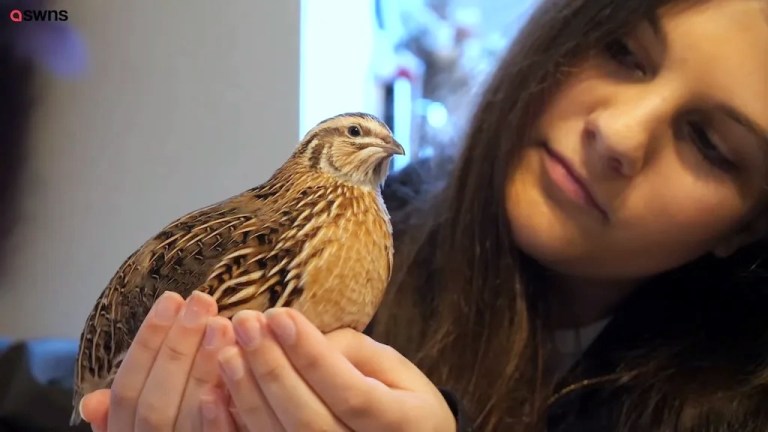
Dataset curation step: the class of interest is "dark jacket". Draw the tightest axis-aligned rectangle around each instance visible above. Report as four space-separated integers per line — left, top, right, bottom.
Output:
2 160 767 431
436 277 768 431
0 338 91 432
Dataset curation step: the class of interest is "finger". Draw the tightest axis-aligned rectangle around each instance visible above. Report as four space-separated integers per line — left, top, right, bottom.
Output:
108 291 184 432
200 387 238 432
80 389 110 432
327 329 439 392
327 328 451 429
176 316 235 432
264 308 424 430
227 399 249 431
134 291 218 431
217 344 286 432
232 310 351 431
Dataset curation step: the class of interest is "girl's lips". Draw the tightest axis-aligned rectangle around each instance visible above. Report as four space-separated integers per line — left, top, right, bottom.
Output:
542 145 609 221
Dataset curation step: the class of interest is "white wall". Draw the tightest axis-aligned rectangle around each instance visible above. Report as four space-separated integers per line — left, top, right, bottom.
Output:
299 0 383 136
0 0 300 339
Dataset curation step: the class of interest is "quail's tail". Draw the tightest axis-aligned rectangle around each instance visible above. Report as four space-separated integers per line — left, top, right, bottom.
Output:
69 370 117 426
69 394 84 426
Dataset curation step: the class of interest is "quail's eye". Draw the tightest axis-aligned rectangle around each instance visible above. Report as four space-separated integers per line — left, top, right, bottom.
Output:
347 125 362 137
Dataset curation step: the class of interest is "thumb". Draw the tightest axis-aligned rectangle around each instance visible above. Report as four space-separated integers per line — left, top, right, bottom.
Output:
326 329 436 393
80 389 111 432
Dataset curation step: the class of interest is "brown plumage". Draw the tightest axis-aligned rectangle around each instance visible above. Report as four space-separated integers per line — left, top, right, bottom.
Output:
70 112 404 425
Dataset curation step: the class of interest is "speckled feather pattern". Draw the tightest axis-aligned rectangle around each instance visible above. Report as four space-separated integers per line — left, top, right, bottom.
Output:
70 113 398 425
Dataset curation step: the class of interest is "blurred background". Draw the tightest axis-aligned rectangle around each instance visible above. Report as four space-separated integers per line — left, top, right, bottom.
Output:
0 0 538 340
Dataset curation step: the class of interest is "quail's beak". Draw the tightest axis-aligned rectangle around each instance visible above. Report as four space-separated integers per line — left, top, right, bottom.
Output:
380 139 405 156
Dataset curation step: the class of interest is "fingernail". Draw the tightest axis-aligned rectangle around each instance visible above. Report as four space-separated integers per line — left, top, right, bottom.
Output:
233 312 262 350
203 320 222 349
78 397 87 422
153 292 180 324
182 292 209 327
265 308 296 345
218 346 245 379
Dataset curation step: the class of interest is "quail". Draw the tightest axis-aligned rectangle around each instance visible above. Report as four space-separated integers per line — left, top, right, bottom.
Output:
70 112 405 425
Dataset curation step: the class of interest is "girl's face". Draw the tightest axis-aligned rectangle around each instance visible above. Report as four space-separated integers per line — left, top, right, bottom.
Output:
506 0 768 283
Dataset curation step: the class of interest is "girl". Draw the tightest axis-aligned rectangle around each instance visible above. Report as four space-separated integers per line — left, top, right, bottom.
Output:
80 0 768 430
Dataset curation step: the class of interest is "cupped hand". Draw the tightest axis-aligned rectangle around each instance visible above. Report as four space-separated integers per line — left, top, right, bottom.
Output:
79 290 235 432
202 308 457 432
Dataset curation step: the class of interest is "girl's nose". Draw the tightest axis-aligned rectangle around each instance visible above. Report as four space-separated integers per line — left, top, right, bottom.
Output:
583 89 677 178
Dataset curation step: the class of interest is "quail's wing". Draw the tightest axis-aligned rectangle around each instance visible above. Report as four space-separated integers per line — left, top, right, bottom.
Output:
74 186 330 400
197 185 338 314
72 202 259 399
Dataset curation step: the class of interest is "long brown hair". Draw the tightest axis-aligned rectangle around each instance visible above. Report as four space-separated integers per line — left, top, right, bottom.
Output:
371 0 768 430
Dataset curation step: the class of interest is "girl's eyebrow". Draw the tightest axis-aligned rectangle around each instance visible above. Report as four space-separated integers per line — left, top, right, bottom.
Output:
646 10 663 40
716 104 768 148
642 9 665 43
643 8 768 148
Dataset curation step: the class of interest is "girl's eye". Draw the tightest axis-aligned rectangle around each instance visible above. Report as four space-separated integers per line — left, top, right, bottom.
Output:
603 38 648 77
686 121 736 172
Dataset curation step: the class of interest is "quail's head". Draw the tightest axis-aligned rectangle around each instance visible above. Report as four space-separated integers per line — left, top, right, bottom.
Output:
298 113 405 188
